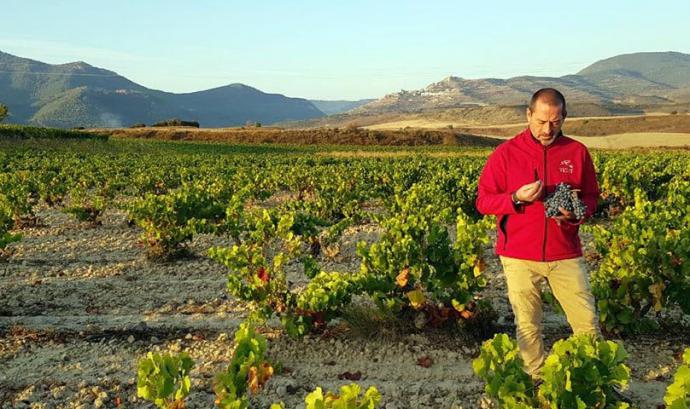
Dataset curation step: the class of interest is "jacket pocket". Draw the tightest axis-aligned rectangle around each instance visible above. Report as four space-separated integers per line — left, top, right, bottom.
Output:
549 221 580 255
500 215 509 250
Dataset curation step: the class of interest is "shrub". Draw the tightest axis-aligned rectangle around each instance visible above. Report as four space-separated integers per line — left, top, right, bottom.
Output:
0 196 21 258
65 180 115 225
210 210 358 337
137 352 194 409
472 333 537 408
474 334 631 409
0 172 38 226
591 186 690 334
213 321 274 409
664 348 690 408
305 383 381 409
538 334 631 409
152 119 200 128
129 182 229 259
357 199 492 327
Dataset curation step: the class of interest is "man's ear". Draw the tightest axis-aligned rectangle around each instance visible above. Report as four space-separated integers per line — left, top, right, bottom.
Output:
526 107 532 121
562 110 568 119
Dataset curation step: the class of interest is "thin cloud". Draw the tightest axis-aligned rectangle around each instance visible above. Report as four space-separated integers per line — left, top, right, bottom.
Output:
0 38 158 67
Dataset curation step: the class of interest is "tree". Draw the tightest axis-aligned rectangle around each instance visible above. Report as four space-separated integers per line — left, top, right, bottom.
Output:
0 104 7 123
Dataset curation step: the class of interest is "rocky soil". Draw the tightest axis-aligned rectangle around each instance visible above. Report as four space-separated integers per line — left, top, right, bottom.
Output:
1 207 687 408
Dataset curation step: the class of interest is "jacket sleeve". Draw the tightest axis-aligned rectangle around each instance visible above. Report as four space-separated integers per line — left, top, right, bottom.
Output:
566 149 599 225
476 148 523 216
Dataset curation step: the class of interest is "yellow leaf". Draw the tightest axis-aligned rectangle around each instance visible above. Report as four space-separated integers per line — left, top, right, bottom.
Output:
248 362 274 394
396 267 410 287
248 366 259 394
648 282 665 312
406 289 426 309
473 258 486 277
451 299 465 313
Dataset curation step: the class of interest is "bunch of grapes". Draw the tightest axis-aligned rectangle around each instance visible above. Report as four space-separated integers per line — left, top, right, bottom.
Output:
544 182 587 220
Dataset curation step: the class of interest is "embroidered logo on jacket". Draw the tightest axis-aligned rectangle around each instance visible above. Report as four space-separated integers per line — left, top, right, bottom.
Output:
559 159 574 174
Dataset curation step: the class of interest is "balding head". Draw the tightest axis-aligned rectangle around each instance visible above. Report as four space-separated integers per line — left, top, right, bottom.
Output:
528 88 567 116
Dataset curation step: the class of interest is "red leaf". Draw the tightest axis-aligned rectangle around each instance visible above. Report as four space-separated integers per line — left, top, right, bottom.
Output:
417 355 433 368
311 311 326 325
257 266 269 283
673 350 684 361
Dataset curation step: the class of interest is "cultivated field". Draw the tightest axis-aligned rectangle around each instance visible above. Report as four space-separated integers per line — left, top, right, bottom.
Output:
1 133 689 408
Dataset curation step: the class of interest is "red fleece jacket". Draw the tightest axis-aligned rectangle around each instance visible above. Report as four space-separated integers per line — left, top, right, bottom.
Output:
476 128 599 261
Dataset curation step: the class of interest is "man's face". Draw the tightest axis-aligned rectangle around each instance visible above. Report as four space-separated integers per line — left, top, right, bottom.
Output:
527 100 566 146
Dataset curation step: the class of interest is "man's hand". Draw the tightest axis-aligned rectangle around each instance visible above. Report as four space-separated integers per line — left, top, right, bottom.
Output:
514 180 543 203
552 207 578 226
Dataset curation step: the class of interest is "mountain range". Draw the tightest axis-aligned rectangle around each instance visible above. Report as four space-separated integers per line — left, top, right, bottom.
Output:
1 50 689 128
354 51 690 114
0 50 329 128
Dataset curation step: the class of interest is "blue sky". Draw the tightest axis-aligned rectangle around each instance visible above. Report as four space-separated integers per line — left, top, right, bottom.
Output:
2 1 689 99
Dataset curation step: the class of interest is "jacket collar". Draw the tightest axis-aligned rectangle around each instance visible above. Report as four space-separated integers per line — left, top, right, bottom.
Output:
515 127 565 152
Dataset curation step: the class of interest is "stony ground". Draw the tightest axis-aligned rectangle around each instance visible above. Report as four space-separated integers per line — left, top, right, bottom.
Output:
1 207 688 409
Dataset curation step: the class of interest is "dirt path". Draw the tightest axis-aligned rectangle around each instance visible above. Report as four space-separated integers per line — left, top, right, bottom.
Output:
362 113 683 132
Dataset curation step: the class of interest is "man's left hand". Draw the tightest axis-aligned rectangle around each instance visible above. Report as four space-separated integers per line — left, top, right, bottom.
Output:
552 207 578 226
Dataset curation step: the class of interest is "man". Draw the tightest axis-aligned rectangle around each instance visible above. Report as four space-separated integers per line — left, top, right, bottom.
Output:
475 88 600 379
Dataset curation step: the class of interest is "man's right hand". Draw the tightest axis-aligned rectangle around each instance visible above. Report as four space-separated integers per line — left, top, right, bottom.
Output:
514 180 543 203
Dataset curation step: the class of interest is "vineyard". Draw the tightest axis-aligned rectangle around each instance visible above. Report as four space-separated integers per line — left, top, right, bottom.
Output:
0 135 689 408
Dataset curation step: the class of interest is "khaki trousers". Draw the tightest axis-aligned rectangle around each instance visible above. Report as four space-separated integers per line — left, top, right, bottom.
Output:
499 255 600 378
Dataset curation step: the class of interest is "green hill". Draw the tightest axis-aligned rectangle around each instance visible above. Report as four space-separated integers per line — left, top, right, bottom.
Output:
0 50 325 128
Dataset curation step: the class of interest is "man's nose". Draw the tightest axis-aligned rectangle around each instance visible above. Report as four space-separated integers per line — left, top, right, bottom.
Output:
544 123 552 133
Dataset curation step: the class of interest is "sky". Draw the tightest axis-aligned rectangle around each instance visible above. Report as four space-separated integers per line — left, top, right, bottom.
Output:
2 0 689 100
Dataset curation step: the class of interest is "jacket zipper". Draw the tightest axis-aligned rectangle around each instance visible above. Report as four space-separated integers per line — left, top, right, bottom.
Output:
542 147 548 261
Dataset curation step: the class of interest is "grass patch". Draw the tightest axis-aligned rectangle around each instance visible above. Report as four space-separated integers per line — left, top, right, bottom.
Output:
0 124 108 141
341 302 414 341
